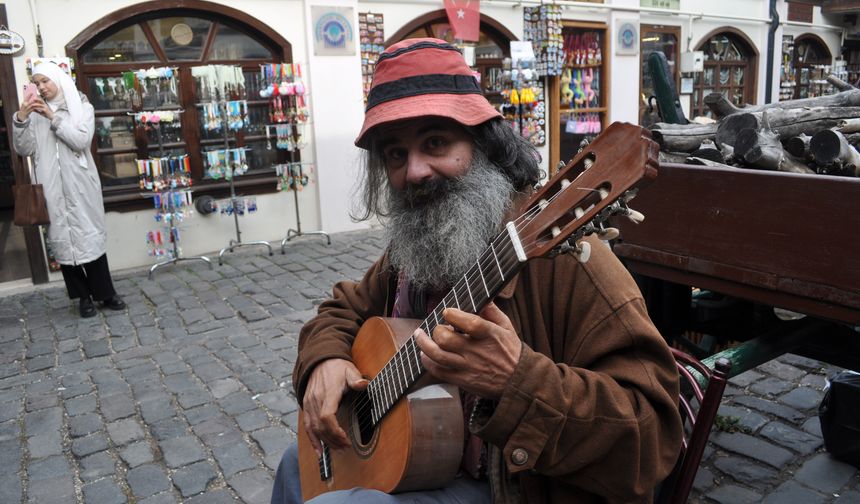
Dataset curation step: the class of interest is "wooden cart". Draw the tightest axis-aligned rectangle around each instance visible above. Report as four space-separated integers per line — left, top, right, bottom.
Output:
613 162 860 373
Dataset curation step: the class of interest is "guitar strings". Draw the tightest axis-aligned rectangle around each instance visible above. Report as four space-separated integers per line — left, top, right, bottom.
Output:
350 181 607 426
349 186 578 425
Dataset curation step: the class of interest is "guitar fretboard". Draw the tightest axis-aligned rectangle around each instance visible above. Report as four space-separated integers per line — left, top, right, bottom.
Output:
365 227 527 425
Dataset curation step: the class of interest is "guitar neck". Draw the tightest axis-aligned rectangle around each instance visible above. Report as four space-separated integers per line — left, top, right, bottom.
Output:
367 225 527 426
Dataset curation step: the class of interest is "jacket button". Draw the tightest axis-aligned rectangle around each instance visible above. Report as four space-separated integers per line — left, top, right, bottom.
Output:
511 448 528 466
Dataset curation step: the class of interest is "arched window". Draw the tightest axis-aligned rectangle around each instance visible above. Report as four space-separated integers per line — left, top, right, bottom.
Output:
793 34 832 99
692 29 758 119
66 0 291 209
387 10 516 100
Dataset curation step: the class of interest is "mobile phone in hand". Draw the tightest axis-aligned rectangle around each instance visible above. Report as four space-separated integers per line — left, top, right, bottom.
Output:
23 83 39 103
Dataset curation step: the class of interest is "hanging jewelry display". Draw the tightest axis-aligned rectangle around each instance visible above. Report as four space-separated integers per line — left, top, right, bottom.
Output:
500 57 546 147
259 63 330 251
127 98 212 278
201 64 273 265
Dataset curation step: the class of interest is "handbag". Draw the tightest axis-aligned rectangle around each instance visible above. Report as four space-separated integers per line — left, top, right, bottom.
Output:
12 164 50 226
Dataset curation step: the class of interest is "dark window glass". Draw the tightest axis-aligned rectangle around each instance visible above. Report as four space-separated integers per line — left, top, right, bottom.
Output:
148 17 212 61
83 24 158 63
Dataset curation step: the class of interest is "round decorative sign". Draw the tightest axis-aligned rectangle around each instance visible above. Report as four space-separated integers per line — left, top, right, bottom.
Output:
0 26 25 55
170 23 194 46
617 22 638 54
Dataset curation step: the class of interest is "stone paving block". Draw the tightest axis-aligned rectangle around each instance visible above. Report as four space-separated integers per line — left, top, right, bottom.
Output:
0 471 21 503
159 435 206 468
83 339 111 358
750 377 796 397
281 410 299 432
185 488 240 504
26 355 54 372
717 404 768 433
209 377 242 399
182 403 219 425
802 417 823 438
257 390 298 415
82 477 127 504
714 455 779 486
251 426 293 468
780 386 825 411
101 393 137 422
107 418 145 446
0 420 19 442
119 441 155 468
139 397 175 424
69 412 103 438
240 372 277 395
25 392 58 411
693 466 715 492
732 395 806 423
236 409 270 432
172 460 217 497
27 431 63 458
781 354 824 371
26 475 76 504
795 453 858 494
758 360 807 381
80 450 116 481
24 406 63 436
177 389 212 409
711 432 794 468
219 392 257 415
65 393 97 416
28 454 71 481
71 432 110 458
836 491 860 503
61 382 93 399
228 468 273 504
150 416 188 441
193 417 244 447
126 463 171 500
760 421 823 455
762 480 830 504
706 484 763 504
163 373 198 394
728 369 764 388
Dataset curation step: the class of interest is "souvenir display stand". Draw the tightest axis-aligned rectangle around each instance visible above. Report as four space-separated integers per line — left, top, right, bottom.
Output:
195 65 274 265
213 102 273 265
134 108 213 279
257 63 330 252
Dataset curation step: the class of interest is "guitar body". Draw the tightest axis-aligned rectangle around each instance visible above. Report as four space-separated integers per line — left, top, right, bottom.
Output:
298 317 464 501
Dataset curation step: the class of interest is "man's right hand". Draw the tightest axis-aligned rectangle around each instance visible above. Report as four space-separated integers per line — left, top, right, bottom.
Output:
302 358 368 455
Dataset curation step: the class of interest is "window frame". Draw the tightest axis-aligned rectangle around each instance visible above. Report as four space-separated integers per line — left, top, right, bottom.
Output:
692 28 759 119
66 0 292 212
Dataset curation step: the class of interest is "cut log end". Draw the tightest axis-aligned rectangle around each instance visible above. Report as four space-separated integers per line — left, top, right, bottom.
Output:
810 129 842 164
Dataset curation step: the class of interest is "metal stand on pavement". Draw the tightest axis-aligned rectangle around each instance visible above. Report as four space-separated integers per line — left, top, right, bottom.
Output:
280 149 330 253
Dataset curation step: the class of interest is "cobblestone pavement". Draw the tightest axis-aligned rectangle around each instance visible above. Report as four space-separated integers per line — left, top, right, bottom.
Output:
0 228 857 503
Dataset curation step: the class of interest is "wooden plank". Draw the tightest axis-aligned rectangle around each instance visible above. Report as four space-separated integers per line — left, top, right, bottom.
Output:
614 162 860 324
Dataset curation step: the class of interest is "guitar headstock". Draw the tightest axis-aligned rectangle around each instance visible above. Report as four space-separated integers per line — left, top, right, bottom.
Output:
514 122 659 262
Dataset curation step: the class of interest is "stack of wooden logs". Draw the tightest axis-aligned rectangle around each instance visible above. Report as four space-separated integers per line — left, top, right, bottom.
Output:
650 76 860 177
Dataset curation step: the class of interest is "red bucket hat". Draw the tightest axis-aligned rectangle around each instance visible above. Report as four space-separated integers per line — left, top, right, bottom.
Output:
355 38 502 149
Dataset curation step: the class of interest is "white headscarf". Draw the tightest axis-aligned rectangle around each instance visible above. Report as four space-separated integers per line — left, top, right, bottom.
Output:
32 62 83 126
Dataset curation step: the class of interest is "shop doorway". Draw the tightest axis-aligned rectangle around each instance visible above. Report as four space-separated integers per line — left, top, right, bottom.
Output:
0 4 47 285
639 25 680 126
692 28 758 119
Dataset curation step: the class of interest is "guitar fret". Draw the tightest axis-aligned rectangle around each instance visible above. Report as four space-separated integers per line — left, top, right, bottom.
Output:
477 257 490 297
402 345 414 382
370 382 380 423
395 349 406 393
453 290 461 310
409 338 422 376
491 242 505 282
432 309 440 330
464 274 476 312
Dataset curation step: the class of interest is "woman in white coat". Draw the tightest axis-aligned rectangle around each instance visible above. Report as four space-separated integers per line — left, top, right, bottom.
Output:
13 62 125 318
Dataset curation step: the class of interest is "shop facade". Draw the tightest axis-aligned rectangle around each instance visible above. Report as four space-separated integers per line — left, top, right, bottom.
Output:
0 0 846 286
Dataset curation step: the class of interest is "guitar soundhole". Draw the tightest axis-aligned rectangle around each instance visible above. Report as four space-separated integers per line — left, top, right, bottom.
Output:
348 390 377 453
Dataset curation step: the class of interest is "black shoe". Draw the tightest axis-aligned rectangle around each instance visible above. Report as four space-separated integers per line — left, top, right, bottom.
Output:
101 295 126 311
79 297 97 318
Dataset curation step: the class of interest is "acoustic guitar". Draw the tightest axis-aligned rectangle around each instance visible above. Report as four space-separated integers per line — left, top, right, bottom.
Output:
298 122 659 500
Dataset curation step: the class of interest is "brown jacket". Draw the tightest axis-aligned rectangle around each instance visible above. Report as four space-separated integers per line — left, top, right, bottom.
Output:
293 236 683 503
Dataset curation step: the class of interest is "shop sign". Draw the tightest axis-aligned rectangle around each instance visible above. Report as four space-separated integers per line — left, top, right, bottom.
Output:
312 6 355 56
0 26 24 55
641 0 680 9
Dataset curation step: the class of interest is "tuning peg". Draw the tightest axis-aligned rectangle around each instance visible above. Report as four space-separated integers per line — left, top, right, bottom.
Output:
625 208 645 224
622 189 639 203
572 241 591 263
598 227 620 241
556 161 567 172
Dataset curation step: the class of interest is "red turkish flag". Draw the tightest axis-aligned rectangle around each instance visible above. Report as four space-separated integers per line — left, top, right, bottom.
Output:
444 0 480 42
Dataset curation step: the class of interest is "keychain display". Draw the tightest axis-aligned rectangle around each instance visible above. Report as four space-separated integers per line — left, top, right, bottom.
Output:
205 148 249 180
152 189 193 224
202 100 247 131
359 13 385 102
136 154 192 191
118 66 179 109
145 227 182 260
523 5 564 77
499 57 546 147
216 197 258 216
191 65 245 102
275 162 314 191
265 123 307 151
259 63 310 123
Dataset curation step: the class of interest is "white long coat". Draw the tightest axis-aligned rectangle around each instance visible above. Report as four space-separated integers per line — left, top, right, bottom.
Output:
12 94 106 266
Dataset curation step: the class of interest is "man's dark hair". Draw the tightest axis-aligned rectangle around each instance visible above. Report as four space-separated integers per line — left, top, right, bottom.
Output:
352 118 541 221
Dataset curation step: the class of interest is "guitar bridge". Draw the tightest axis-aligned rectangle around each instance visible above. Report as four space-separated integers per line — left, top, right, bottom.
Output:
318 442 332 481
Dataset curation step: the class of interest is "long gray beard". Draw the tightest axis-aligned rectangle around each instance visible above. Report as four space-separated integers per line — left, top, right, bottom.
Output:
385 150 515 292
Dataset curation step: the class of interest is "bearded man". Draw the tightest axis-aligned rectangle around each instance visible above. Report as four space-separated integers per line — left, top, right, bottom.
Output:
271 38 682 504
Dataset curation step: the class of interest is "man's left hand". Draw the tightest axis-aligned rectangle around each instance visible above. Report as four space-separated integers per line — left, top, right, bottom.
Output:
415 302 521 399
